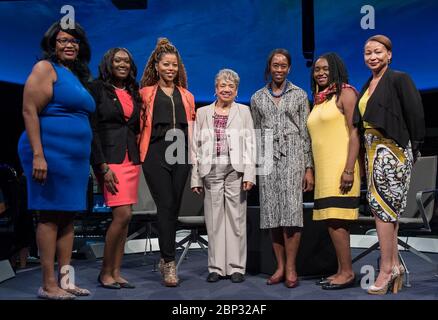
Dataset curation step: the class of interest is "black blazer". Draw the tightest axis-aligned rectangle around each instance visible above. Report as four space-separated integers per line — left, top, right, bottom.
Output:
353 68 425 151
89 80 141 166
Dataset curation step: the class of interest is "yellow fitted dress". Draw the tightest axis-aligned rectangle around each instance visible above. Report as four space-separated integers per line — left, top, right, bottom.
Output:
307 97 360 220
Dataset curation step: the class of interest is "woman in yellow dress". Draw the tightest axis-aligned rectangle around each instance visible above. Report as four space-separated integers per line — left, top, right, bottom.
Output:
307 53 360 290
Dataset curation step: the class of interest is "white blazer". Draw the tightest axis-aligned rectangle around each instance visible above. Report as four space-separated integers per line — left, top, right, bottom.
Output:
190 102 256 187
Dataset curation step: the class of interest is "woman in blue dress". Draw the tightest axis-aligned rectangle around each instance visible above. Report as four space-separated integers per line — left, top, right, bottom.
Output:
17 21 95 300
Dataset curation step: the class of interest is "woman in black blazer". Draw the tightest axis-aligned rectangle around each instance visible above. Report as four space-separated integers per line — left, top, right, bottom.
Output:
353 35 425 295
89 48 142 289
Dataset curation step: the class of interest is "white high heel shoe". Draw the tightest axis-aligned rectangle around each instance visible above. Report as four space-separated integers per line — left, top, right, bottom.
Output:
367 266 400 295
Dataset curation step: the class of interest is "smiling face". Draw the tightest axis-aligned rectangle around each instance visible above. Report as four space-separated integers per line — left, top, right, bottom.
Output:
215 78 238 105
112 50 131 81
55 31 79 64
156 53 178 83
313 58 330 89
270 53 290 85
364 40 392 74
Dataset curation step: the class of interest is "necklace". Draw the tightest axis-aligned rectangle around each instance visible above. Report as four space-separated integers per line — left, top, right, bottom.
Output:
112 84 126 90
160 85 174 97
268 81 288 98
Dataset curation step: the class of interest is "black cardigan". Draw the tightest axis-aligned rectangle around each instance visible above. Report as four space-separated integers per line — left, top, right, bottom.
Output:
88 80 141 166
353 68 425 151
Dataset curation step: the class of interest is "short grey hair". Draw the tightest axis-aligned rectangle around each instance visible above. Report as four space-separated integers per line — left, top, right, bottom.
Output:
215 68 240 88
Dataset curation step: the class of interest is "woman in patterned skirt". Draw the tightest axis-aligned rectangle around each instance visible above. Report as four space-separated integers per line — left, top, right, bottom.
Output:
353 35 425 294
251 48 314 288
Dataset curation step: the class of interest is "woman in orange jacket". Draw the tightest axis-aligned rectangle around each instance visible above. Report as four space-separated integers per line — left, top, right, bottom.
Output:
138 38 195 287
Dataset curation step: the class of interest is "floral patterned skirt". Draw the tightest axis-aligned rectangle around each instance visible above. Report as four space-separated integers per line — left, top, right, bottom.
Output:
364 129 413 222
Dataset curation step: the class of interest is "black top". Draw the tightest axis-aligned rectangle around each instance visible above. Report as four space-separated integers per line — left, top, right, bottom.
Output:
88 80 141 165
353 68 425 151
151 86 188 143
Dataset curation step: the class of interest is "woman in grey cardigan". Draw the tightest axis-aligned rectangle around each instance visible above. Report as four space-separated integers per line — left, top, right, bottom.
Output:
191 69 256 283
251 49 314 288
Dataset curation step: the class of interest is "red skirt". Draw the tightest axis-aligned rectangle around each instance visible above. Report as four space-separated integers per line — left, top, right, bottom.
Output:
100 152 141 207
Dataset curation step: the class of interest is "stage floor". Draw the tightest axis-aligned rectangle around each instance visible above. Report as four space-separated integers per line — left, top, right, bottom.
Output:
1 249 437 300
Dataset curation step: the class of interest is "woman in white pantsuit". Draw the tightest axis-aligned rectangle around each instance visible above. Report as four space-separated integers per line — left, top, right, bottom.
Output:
191 69 256 283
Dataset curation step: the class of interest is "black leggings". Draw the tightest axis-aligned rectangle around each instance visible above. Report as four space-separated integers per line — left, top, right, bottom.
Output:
142 141 189 262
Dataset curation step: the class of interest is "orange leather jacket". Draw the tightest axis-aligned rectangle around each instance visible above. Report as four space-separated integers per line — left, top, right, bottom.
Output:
138 84 196 162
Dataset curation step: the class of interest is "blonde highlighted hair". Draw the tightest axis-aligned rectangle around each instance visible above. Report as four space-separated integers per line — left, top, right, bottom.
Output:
140 37 188 88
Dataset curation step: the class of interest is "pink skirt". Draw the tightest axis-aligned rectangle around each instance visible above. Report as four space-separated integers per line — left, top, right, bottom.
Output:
100 152 141 207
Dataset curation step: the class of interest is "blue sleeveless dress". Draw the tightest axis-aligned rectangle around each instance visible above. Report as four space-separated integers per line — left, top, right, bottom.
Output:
18 63 95 211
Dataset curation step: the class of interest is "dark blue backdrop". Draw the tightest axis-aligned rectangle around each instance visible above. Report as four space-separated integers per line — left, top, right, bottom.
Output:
1 0 437 102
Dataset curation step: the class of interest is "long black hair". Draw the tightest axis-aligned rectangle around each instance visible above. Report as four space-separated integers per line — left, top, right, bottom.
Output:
264 48 292 82
98 47 142 106
310 52 349 102
40 21 92 85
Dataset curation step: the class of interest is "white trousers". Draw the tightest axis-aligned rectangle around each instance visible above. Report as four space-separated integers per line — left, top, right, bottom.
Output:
203 161 247 276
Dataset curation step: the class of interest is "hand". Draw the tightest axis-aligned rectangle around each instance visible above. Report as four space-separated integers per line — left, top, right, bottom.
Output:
104 169 119 195
32 154 47 184
302 168 314 192
243 181 254 191
192 187 203 195
340 172 354 194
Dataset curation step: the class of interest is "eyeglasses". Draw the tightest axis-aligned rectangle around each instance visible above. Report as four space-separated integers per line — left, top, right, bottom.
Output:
56 38 81 46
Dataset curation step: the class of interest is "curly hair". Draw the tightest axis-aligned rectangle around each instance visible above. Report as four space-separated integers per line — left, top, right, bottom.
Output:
97 47 142 106
40 21 92 85
140 38 188 88
310 52 349 103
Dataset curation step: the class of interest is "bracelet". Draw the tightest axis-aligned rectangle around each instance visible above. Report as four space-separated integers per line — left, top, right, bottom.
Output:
101 166 110 175
343 169 354 175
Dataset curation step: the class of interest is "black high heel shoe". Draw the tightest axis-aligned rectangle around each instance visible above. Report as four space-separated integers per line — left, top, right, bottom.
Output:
321 276 356 290
97 274 121 289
